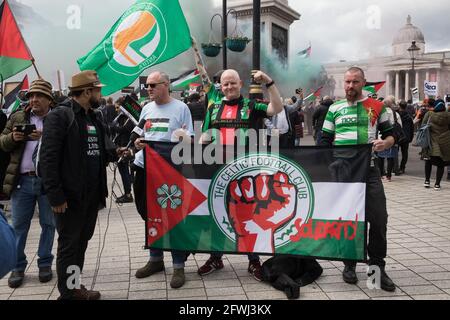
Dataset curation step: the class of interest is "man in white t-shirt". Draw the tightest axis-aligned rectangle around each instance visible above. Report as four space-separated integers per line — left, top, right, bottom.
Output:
131 71 193 289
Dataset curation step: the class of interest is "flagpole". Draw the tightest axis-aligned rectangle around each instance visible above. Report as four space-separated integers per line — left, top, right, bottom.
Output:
0 73 4 107
31 58 41 79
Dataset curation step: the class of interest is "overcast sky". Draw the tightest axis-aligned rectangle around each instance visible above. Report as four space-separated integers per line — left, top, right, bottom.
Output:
7 0 450 91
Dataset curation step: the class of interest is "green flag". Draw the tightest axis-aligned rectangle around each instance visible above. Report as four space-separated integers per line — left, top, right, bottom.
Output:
77 0 191 95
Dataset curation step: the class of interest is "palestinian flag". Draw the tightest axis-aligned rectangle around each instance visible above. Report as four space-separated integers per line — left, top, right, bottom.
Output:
363 81 386 94
297 45 311 58
0 0 33 81
144 142 371 261
2 74 28 116
304 87 322 102
171 69 200 91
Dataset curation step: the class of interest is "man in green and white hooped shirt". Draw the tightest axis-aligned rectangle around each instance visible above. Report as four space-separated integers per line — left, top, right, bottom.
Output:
319 67 396 292
192 37 284 281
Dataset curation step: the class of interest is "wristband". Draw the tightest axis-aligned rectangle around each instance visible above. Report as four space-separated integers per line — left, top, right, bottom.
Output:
265 81 275 88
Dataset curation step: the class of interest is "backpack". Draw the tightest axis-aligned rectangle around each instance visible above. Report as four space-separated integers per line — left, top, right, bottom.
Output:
33 106 75 178
393 111 407 145
413 114 432 149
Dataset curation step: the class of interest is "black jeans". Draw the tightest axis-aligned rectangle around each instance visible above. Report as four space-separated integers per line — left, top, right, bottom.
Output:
378 157 395 178
425 157 446 186
133 166 147 221
345 167 388 268
399 143 409 171
117 160 132 194
54 194 99 299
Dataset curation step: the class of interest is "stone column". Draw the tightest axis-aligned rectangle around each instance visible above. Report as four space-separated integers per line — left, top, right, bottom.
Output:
436 68 441 97
425 70 430 81
385 72 390 97
415 71 419 89
395 71 400 100
405 72 410 101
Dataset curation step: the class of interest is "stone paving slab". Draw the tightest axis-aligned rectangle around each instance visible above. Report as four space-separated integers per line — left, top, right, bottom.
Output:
2 167 450 301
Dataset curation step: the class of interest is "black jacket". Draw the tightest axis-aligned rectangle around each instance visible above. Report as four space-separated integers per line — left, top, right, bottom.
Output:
399 110 414 143
312 103 330 132
39 99 115 209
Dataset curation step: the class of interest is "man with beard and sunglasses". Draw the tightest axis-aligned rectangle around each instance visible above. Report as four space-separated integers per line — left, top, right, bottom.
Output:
39 71 123 300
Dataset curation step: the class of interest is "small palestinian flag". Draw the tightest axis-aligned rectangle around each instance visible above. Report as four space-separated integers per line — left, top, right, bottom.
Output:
144 118 170 133
87 125 97 135
0 0 33 80
363 81 386 94
298 45 311 58
2 74 28 116
171 69 201 91
304 87 322 102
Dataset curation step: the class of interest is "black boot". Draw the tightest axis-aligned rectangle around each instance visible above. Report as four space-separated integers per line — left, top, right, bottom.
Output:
380 268 396 292
342 262 358 284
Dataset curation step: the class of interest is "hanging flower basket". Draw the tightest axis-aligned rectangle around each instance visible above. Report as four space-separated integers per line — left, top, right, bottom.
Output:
226 37 251 52
201 43 222 57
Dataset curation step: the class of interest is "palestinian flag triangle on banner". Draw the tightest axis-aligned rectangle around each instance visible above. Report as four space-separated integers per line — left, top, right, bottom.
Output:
363 81 386 94
0 0 33 80
304 87 322 102
3 74 28 116
171 69 201 91
144 142 371 261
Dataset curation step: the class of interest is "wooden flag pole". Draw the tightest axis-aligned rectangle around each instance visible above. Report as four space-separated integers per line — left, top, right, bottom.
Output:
31 58 41 79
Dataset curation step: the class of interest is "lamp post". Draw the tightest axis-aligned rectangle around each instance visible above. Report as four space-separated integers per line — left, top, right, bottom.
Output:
408 41 420 89
249 0 263 100
407 41 420 72
223 0 227 70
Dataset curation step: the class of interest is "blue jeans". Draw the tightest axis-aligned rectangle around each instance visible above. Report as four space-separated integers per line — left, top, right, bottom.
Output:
0 208 16 278
10 176 55 272
149 249 187 269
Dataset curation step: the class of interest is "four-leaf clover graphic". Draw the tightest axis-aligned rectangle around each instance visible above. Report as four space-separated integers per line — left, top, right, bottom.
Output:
157 184 182 209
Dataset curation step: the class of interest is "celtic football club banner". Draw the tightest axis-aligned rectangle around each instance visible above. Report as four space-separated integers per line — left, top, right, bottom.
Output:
144 143 371 261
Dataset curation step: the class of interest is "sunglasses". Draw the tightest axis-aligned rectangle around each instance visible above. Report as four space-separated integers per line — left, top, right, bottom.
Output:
144 82 166 89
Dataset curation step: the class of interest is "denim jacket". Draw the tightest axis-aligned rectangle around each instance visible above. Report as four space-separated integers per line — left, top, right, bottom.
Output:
0 208 16 278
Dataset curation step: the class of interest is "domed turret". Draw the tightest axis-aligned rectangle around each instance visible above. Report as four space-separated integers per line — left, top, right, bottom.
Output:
392 15 425 56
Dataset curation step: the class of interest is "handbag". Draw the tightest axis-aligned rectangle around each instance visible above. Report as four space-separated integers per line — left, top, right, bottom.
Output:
393 111 407 145
413 114 432 149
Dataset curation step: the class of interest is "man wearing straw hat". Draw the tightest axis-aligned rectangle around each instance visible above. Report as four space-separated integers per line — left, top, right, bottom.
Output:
0 79 56 288
39 70 123 300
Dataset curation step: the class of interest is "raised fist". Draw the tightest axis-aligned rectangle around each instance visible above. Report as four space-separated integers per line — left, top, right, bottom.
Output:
226 172 297 253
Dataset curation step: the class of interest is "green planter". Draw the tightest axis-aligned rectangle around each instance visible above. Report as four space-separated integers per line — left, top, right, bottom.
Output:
226 38 250 52
201 44 222 57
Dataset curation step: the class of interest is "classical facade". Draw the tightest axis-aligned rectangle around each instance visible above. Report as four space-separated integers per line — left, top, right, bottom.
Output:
227 0 300 63
324 16 450 101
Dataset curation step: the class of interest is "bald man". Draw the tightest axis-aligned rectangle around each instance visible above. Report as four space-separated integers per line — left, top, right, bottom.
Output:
193 39 283 282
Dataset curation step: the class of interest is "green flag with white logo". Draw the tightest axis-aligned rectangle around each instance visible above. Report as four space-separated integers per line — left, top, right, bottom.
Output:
77 0 192 95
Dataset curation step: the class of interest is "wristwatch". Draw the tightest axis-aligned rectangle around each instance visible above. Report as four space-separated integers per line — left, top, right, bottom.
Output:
265 81 275 88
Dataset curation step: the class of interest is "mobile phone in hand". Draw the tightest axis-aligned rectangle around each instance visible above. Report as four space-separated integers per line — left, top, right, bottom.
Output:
14 124 36 136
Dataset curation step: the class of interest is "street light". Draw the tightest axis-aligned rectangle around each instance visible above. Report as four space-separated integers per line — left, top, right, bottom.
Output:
407 41 420 95
407 41 420 72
